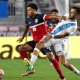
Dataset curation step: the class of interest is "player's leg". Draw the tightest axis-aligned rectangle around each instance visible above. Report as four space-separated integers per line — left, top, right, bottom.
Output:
41 40 65 79
54 43 80 76
60 54 80 75
29 40 65 79
20 40 37 75
28 39 52 68
28 40 47 67
18 40 37 60
51 47 60 62
18 43 30 60
44 48 65 80
22 40 50 76
22 42 43 76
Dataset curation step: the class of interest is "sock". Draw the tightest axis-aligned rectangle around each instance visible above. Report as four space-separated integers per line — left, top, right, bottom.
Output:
51 58 64 79
30 54 38 68
19 51 29 60
55 55 59 62
28 47 39 69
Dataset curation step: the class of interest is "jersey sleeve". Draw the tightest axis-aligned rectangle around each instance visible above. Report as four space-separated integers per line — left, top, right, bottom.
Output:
25 18 29 28
47 21 53 26
42 14 50 21
66 25 77 35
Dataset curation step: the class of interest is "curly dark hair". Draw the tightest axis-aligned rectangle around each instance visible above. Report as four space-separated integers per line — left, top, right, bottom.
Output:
51 9 58 13
27 3 38 11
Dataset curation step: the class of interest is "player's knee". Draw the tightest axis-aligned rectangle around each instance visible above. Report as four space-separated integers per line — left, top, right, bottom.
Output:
18 46 23 52
63 63 68 67
36 43 39 48
18 44 27 52
36 42 42 49
62 61 68 67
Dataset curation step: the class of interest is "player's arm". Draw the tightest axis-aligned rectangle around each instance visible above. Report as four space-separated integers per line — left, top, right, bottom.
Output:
17 25 29 43
50 16 67 20
41 32 69 43
22 25 29 39
42 26 76 42
43 14 67 21
54 32 69 38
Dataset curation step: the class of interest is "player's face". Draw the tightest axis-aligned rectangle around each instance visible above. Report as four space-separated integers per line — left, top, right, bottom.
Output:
51 12 58 19
51 12 58 16
27 7 36 16
69 9 77 19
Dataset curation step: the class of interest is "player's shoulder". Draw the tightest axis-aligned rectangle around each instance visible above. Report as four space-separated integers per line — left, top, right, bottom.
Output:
25 17 30 23
36 14 44 17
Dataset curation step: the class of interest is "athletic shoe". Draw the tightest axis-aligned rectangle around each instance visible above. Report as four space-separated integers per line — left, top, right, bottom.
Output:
22 68 35 76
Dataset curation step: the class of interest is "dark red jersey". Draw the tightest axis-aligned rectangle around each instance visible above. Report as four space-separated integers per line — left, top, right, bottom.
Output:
26 14 49 41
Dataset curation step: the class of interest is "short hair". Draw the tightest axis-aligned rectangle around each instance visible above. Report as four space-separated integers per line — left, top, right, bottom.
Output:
71 6 80 14
27 3 38 11
51 9 58 13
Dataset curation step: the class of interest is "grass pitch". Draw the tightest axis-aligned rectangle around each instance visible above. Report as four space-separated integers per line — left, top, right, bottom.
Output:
0 59 80 80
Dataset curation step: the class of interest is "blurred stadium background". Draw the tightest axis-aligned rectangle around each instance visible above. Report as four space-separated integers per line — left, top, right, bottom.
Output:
0 0 80 59
0 0 80 80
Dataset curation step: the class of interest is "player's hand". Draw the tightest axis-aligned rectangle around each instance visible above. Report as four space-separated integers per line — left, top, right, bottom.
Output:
17 38 23 43
59 16 66 20
50 15 59 19
41 35 49 43
42 34 52 43
42 36 48 43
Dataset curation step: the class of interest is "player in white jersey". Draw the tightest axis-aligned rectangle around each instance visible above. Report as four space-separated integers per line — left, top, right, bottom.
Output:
44 20 77 54
28 6 80 78
25 6 80 80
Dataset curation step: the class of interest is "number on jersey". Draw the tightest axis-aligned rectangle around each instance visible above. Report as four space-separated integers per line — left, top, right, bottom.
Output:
32 27 36 31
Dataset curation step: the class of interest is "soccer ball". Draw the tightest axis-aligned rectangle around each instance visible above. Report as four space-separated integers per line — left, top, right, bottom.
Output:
0 69 4 79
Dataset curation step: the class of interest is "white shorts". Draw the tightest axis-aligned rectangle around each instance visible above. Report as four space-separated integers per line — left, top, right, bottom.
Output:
44 38 65 55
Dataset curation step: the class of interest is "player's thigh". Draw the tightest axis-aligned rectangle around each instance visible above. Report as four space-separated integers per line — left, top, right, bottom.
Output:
40 47 52 55
19 40 37 51
53 43 65 56
44 39 53 47
26 40 37 51
60 54 68 65
40 47 54 61
41 47 54 60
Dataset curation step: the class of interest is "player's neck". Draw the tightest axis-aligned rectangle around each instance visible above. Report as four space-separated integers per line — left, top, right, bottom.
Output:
30 13 37 18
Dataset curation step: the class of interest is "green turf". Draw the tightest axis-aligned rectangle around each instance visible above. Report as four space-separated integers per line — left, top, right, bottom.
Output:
0 59 80 80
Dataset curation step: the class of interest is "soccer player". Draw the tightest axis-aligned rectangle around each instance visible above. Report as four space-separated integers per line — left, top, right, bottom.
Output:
47 9 59 32
47 9 60 62
44 6 80 76
17 3 65 80
29 6 80 79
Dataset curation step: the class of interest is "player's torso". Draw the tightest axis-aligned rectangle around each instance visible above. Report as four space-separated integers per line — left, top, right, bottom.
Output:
26 14 48 41
52 20 77 43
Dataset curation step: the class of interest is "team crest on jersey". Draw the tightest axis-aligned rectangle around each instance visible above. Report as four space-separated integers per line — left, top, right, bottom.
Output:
35 19 38 23
29 22 31 24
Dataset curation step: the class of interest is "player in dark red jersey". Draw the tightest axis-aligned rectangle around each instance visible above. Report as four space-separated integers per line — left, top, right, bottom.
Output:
47 9 60 62
47 9 59 32
17 3 65 80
